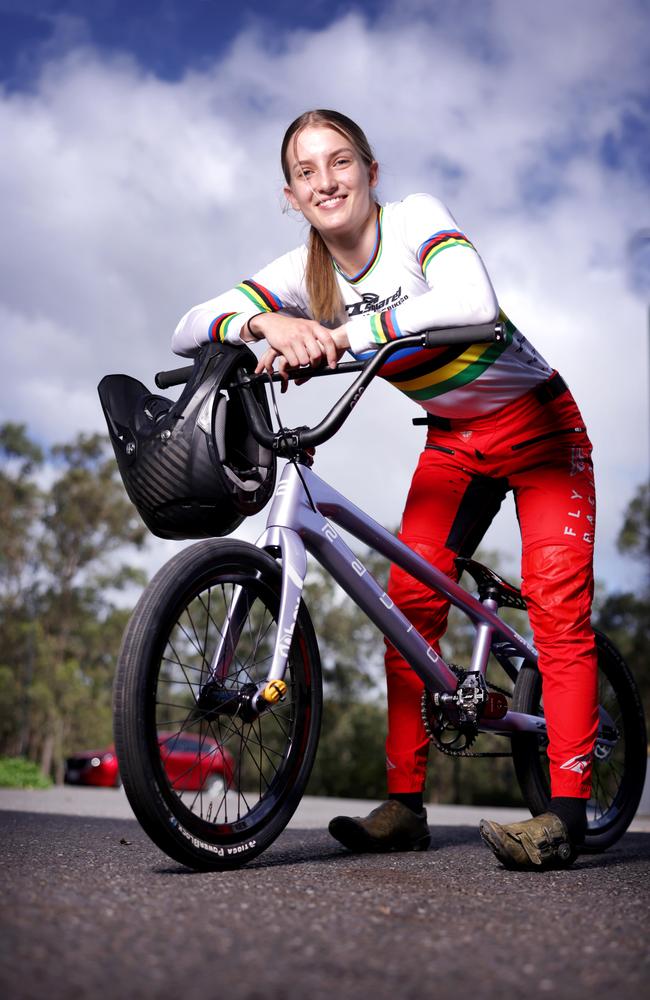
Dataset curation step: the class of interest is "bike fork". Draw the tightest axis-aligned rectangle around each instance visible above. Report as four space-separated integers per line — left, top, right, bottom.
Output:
206 526 307 712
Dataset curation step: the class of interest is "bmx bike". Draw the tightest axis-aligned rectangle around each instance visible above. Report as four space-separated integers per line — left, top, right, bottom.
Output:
112 323 647 870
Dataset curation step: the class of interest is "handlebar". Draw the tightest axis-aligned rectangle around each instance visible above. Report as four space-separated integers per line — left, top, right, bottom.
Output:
155 321 504 454
155 364 196 390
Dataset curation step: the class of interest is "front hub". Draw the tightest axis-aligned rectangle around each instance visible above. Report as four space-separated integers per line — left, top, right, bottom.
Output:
196 681 259 724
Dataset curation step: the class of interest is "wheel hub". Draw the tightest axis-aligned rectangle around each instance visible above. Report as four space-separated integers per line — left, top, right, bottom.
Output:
196 681 260 723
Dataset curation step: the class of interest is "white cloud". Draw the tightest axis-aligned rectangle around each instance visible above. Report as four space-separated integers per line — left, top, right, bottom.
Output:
1 0 648 592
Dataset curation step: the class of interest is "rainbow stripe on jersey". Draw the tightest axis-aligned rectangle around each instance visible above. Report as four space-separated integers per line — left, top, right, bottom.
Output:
209 280 283 341
368 307 403 344
209 312 240 343
378 311 514 401
417 230 474 274
236 279 283 312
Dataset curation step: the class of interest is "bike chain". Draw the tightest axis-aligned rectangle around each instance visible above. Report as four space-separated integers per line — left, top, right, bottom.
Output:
421 665 514 758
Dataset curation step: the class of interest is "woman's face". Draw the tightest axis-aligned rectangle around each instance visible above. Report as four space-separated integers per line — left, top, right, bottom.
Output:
283 125 378 240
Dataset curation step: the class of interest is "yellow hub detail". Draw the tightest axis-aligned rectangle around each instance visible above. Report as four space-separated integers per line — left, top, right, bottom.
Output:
262 679 287 704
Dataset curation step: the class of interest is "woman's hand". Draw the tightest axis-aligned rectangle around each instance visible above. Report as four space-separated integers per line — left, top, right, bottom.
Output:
251 313 339 370
252 316 351 388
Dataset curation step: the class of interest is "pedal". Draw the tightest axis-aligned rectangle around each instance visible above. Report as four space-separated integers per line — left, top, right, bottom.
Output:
261 679 287 705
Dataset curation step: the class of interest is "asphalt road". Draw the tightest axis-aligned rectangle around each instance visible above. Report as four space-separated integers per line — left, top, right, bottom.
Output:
2 801 649 1000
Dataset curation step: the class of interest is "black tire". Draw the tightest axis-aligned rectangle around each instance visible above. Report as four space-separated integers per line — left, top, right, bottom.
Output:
113 539 322 871
511 630 647 852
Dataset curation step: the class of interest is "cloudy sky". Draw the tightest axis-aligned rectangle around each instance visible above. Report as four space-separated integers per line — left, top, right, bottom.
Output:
1 0 649 591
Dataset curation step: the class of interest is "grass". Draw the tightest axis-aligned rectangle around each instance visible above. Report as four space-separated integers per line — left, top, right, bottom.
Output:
0 756 52 789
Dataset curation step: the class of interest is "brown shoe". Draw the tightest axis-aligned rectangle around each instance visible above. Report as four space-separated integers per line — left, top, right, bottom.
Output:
328 800 431 853
479 812 577 870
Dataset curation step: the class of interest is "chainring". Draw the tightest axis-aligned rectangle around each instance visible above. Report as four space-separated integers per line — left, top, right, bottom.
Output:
420 665 514 759
421 685 479 757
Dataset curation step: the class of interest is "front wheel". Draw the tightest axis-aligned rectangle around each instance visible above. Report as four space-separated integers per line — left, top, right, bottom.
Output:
113 540 322 871
511 630 647 852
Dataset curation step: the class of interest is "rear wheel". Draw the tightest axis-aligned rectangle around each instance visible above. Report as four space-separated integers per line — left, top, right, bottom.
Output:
113 540 322 870
511 630 647 852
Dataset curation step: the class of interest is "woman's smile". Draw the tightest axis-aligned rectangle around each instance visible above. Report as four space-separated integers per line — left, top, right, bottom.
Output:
317 195 346 209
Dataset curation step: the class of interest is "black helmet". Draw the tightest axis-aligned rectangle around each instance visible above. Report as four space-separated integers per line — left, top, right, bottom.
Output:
97 342 276 540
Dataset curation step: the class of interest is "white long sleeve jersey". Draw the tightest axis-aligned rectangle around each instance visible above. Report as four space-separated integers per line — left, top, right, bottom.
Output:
172 194 552 418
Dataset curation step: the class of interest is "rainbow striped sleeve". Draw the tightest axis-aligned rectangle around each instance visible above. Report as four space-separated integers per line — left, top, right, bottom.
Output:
368 308 403 345
235 279 284 313
208 312 240 343
207 280 283 343
417 230 475 274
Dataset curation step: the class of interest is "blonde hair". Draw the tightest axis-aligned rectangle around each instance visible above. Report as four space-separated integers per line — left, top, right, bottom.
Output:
281 110 377 324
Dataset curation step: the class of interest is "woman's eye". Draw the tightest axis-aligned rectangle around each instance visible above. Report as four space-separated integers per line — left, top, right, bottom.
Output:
334 158 350 167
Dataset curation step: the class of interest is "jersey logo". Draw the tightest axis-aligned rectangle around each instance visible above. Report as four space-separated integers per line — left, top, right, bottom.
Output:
345 287 405 317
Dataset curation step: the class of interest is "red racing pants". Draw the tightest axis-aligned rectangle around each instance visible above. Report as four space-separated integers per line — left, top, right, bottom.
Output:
385 375 599 799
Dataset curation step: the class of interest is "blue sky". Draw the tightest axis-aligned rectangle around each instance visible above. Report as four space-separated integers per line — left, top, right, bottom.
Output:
1 0 649 590
0 1 390 85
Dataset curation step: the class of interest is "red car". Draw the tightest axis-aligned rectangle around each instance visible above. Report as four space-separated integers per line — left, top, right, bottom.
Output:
64 732 235 791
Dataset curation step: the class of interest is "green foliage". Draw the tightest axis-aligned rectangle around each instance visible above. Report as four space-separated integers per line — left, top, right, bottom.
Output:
308 699 387 798
593 480 650 719
424 737 525 807
0 423 147 783
304 547 389 700
0 756 51 789
617 481 650 567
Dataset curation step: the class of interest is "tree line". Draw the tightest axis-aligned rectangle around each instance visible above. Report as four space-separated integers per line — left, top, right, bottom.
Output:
0 422 647 802
0 424 146 782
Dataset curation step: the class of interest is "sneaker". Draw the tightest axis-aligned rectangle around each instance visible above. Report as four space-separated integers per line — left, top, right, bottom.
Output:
479 812 577 870
328 800 431 853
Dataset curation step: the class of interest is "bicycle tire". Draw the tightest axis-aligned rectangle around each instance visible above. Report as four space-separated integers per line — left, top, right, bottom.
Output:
511 629 647 852
113 539 322 871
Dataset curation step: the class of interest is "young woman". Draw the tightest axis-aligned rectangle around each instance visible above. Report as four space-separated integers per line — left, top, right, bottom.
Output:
173 110 599 870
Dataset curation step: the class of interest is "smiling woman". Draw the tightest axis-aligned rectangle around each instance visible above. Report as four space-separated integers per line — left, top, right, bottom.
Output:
280 110 380 328
170 108 603 870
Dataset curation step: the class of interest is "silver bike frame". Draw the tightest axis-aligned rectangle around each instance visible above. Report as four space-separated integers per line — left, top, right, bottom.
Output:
212 460 551 739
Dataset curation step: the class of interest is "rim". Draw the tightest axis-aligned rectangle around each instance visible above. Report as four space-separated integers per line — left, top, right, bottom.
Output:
586 664 630 832
148 572 308 840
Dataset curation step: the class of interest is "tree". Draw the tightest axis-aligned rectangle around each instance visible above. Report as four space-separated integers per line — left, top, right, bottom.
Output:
616 481 650 572
0 424 43 610
0 425 147 782
593 480 650 718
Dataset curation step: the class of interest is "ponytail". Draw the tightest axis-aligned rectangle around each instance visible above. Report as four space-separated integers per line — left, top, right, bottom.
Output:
306 226 344 324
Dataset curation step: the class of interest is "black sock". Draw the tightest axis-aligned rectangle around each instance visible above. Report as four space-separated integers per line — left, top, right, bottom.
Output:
389 792 423 814
549 796 587 843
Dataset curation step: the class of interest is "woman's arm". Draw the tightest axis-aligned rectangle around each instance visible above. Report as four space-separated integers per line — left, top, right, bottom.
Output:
171 277 286 357
172 246 342 370
171 247 307 356
343 194 498 356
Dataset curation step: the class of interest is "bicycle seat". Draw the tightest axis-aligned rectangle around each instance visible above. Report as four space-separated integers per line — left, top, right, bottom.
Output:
455 557 527 611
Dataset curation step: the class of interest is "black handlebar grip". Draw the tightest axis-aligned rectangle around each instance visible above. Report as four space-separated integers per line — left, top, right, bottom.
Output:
155 365 194 389
422 321 504 348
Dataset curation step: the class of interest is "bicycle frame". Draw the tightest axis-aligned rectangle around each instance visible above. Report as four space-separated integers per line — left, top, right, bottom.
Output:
212 460 550 740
